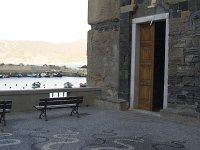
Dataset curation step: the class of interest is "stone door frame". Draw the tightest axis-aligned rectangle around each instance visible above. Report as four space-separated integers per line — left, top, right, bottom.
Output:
130 13 169 110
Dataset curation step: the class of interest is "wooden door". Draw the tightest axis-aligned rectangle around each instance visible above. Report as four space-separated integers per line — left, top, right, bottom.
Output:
138 23 155 111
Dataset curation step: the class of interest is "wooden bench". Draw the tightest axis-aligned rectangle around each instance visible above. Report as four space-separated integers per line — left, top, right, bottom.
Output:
0 100 12 126
33 96 83 121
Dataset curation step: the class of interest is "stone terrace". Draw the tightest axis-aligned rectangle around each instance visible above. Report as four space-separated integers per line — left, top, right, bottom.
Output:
0 107 200 150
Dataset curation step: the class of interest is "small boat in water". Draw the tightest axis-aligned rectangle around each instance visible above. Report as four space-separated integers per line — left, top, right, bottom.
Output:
64 82 73 88
27 73 39 78
80 83 86 87
53 72 62 77
16 73 23 78
27 73 33 77
40 72 51 77
32 73 41 78
3 74 10 78
0 74 10 78
32 82 41 88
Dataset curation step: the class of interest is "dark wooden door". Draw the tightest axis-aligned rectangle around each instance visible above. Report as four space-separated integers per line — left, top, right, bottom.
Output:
138 23 155 111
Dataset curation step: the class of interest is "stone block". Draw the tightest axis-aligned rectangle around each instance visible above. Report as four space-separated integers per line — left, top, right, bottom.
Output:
169 57 184 65
119 40 130 49
168 65 178 76
88 0 120 24
120 0 131 6
87 30 120 98
120 4 137 13
184 47 200 56
120 12 130 19
169 18 192 32
182 76 196 87
179 1 188 11
118 79 130 93
119 58 131 69
197 102 200 112
94 98 129 111
195 63 200 76
177 65 195 76
184 55 199 64
189 0 200 11
118 92 130 100
120 34 130 41
91 21 120 32
120 19 130 28
181 10 190 18
169 3 180 18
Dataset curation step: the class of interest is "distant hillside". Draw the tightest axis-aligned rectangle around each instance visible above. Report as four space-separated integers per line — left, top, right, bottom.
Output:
0 39 87 66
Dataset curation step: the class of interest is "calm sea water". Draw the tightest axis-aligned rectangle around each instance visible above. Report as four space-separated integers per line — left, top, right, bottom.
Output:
0 77 86 90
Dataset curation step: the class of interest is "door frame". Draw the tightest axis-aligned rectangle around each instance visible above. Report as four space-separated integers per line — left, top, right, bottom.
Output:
130 13 169 110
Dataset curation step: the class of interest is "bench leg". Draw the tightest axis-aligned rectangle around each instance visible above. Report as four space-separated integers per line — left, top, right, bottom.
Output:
44 110 48 121
39 109 48 121
70 106 80 118
39 111 43 119
39 109 45 119
0 113 2 123
3 113 6 126
0 113 6 126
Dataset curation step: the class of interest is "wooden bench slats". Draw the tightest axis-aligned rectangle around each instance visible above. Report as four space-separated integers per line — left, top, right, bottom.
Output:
0 109 11 113
34 96 83 121
39 100 83 106
40 96 83 101
0 104 12 109
0 101 12 105
35 104 76 110
0 101 12 109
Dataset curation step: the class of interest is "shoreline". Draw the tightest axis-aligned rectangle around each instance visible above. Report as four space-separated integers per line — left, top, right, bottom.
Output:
0 64 87 77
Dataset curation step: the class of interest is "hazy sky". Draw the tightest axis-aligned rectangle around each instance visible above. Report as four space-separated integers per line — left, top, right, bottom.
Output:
0 0 90 43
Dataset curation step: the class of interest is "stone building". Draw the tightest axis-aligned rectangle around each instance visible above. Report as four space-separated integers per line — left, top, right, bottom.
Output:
87 0 200 121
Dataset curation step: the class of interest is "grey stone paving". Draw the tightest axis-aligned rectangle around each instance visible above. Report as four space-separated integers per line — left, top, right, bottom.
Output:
0 107 200 150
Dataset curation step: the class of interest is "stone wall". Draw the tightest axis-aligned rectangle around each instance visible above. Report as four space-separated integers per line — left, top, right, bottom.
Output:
0 87 101 112
118 0 168 101
119 0 200 107
88 0 120 25
87 0 120 99
168 0 200 107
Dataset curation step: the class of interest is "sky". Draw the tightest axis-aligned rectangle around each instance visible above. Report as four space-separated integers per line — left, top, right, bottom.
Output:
0 0 90 43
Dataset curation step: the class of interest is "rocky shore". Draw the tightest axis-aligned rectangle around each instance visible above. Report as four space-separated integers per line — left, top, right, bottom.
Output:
0 64 87 77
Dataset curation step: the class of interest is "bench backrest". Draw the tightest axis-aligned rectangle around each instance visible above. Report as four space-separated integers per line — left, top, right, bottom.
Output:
0 101 12 109
39 96 83 106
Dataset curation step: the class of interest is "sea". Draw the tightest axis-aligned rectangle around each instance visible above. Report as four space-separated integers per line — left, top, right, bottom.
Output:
0 76 86 91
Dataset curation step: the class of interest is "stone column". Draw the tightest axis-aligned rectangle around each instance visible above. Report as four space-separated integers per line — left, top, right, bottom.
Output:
87 0 120 99
118 0 137 101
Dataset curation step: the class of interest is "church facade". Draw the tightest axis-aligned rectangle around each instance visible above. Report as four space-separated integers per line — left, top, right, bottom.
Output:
87 0 200 116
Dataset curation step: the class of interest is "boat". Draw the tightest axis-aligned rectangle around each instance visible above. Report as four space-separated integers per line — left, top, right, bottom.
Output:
32 82 41 88
3 74 10 78
16 73 23 78
40 72 51 77
26 73 33 77
53 72 62 77
27 73 40 78
64 82 73 88
32 73 41 78
80 83 86 87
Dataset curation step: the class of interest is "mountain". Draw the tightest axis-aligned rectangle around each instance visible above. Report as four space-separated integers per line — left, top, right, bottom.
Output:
0 39 87 66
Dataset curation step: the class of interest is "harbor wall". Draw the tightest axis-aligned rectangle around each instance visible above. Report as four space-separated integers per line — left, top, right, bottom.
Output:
0 87 101 112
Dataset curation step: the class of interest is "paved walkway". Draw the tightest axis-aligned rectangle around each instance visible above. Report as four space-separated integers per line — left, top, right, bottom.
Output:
0 107 200 150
